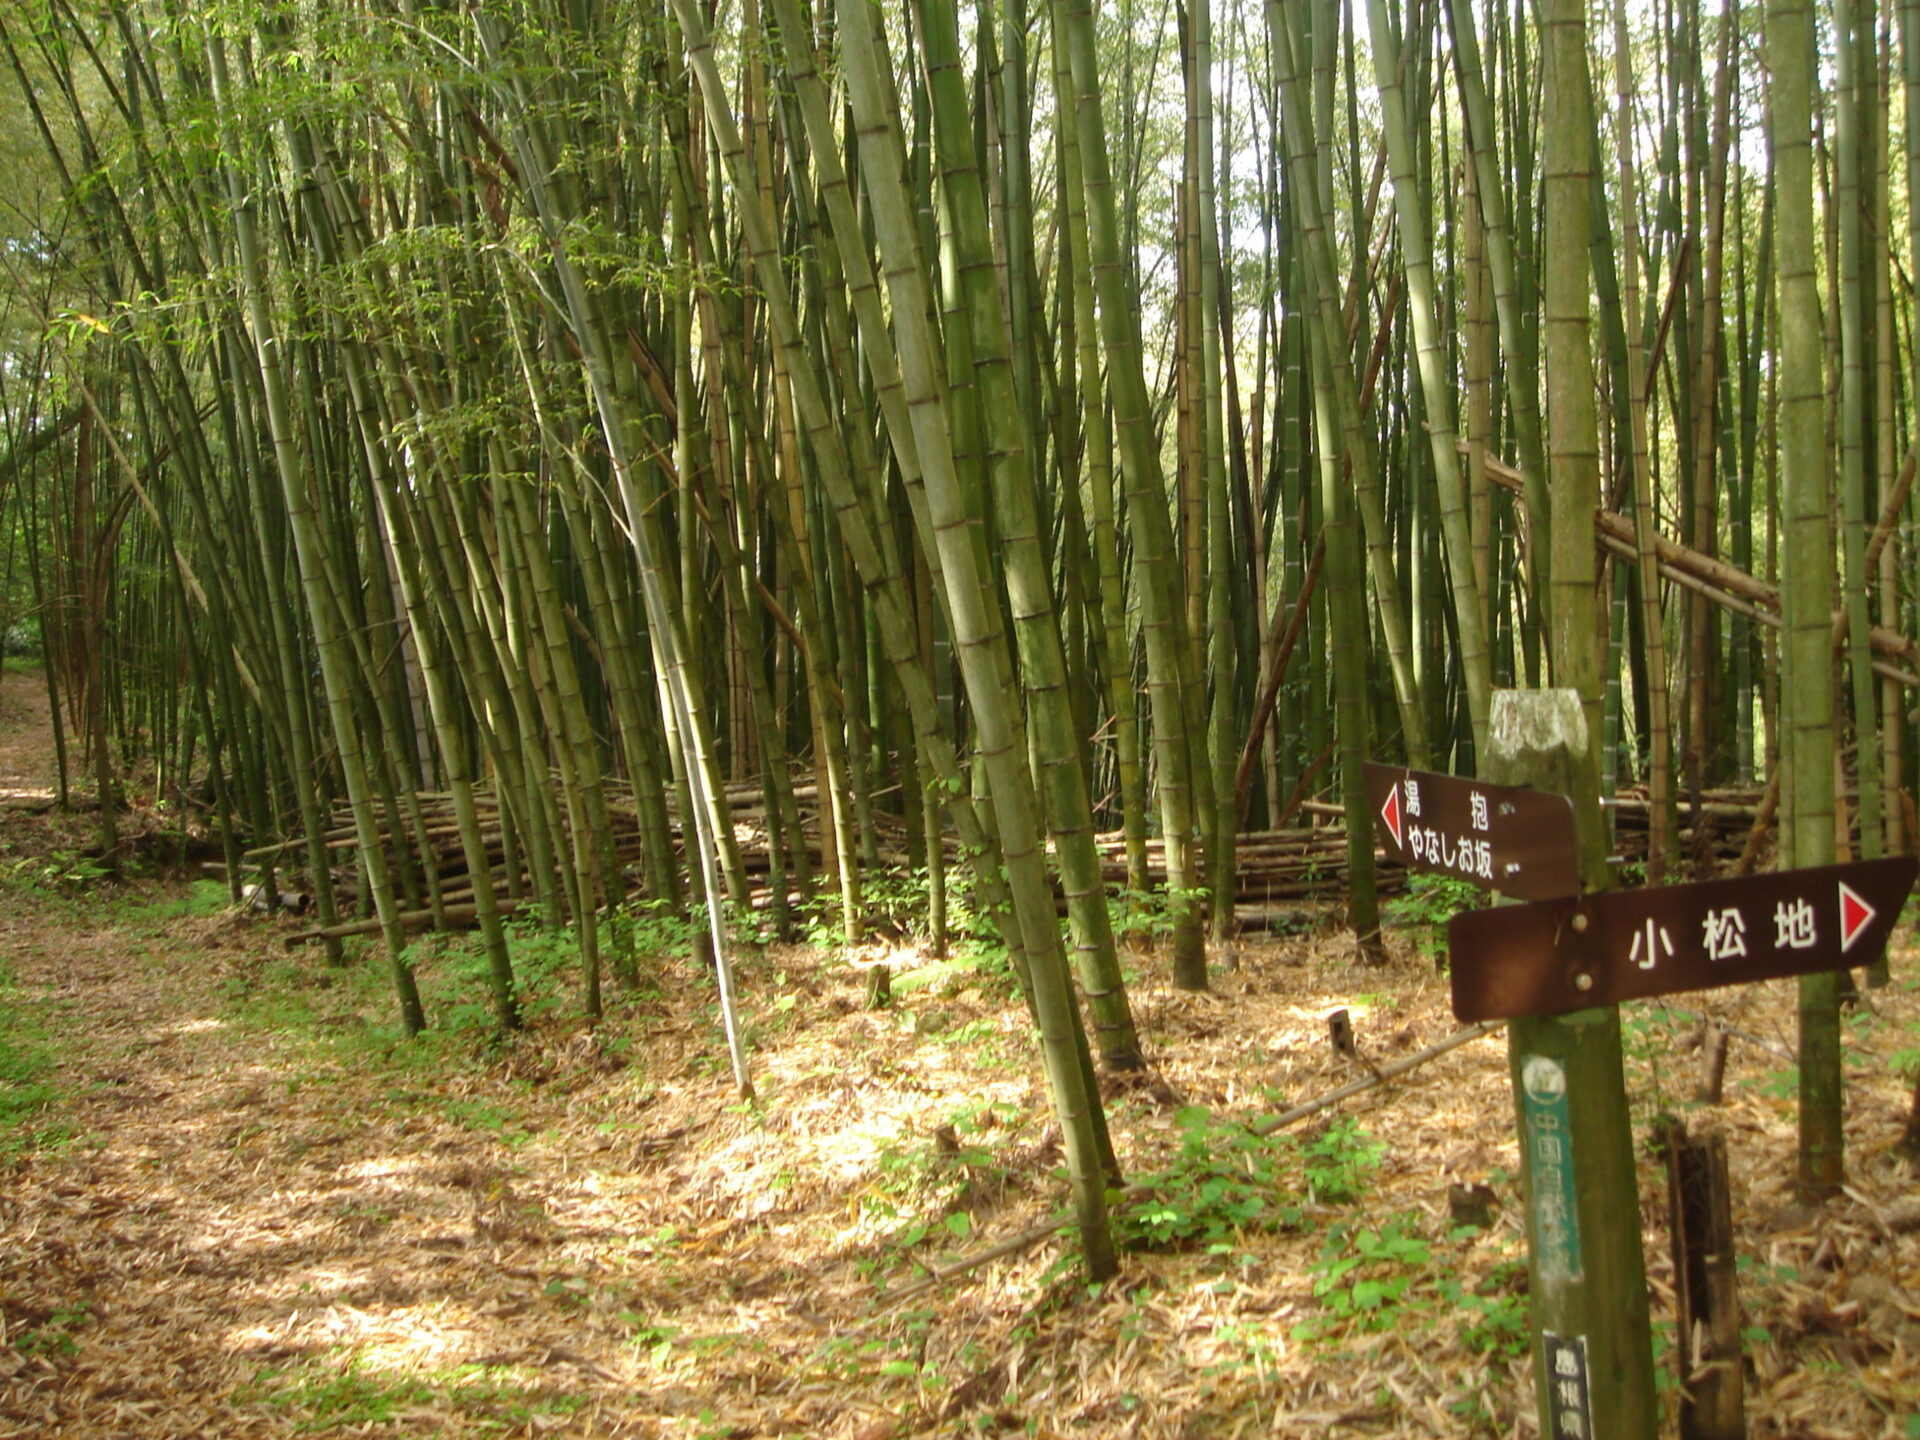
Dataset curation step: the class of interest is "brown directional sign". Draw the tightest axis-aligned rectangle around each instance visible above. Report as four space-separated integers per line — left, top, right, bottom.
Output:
1446 855 1919 1022
1363 762 1581 901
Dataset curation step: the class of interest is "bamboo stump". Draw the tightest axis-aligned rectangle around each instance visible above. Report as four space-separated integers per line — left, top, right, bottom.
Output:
1662 1119 1748 1439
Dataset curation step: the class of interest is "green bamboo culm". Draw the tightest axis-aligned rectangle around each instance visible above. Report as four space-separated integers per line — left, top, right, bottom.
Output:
900 0 1142 1069
1055 0 1210 991
205 31 425 1034
833 0 1120 1277
1772 0 1844 1198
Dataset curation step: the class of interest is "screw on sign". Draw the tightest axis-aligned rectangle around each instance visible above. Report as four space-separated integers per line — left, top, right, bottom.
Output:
1446 856 1919 1023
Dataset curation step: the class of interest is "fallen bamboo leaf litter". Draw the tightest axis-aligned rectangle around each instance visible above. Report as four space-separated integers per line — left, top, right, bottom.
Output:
0 672 1916 1437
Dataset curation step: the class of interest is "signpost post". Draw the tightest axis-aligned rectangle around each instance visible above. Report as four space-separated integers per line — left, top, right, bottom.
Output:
1479 692 1655 1440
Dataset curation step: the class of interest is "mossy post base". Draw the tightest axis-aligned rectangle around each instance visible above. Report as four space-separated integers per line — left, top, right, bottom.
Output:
1486 691 1656 1439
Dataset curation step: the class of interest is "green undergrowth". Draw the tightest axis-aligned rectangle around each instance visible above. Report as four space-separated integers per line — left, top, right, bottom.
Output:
1115 1106 1528 1364
241 1354 595 1434
147 877 235 920
215 940 534 1099
221 909 613 1049
0 959 68 1161
1382 874 1482 962
9 1301 92 1356
208 914 685 1150
0 850 114 895
1119 1108 1387 1253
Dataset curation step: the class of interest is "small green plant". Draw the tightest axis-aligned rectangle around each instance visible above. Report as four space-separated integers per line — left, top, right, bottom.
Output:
619 898 701 957
1108 885 1210 948
1384 874 1481 959
1650 1318 1679 1394
247 1355 596 1432
937 860 1017 947
1889 1017 1920 1079
12 1304 91 1357
2 851 111 894
332 1199 394 1233
1301 1219 1431 1334
1301 1117 1384 1205
137 877 235 920
1121 1106 1286 1255
942 1018 1001 1049
438 1096 527 1145
890 1209 975 1252
620 1312 681 1366
248 1357 436 1431
0 964 65 1160
1745 1064 1800 1101
1207 1318 1285 1379
858 865 936 939
1735 1254 1801 1294
1439 1256 1530 1358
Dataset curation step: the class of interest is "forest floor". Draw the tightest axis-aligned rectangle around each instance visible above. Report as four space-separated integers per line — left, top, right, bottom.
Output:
0 666 1918 1439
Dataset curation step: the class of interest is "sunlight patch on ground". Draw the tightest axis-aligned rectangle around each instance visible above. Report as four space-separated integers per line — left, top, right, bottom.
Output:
338 1154 433 1182
161 1016 230 1036
228 1298 483 1372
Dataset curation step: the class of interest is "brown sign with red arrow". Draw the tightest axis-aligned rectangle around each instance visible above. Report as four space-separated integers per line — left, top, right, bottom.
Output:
1363 762 1581 901
1446 855 1918 1022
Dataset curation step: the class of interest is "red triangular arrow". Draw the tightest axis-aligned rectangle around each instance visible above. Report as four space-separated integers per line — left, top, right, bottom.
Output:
1380 784 1403 849
1839 881 1876 952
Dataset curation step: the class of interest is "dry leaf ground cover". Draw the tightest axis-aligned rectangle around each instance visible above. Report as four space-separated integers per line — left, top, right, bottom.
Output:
0 665 1918 1439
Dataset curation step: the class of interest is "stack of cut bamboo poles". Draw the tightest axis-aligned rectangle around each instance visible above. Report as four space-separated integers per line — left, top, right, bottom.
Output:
246 780 1786 946
243 781 1402 943
1607 786 1770 870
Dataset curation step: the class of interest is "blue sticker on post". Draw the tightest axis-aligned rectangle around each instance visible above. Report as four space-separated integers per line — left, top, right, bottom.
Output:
1521 1055 1582 1281
1543 1332 1593 1440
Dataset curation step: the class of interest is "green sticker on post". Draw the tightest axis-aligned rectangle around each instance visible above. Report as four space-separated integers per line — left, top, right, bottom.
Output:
1520 1055 1582 1281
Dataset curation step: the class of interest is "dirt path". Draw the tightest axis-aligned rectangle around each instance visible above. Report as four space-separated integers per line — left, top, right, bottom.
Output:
2 664 1919 1438
0 665 55 803
0 664 710 1438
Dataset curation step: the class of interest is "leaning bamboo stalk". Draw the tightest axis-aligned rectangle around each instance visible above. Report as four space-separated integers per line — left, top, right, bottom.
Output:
1268 0 1386 956
888 0 1141 1066
666 0 1029 985
471 5 748 1090
1609 0 1674 882
1364 0 1492 753
1593 531 1920 687
1271 0 1429 769
831 0 1117 1275
1050 26 1149 894
1474 451 1920 672
1835 0 1887 865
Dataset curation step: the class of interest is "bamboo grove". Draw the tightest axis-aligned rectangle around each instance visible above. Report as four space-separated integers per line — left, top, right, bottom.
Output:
3 0 1919 1271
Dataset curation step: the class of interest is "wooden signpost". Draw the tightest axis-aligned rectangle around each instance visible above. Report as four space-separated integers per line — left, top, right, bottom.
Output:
1380 691 1917 1439
1475 693 1654 1440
